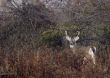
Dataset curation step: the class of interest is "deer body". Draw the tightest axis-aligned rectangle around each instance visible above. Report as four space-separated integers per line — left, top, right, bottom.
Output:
73 46 96 64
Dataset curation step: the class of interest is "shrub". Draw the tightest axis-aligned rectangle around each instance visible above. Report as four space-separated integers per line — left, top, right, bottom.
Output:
41 29 63 48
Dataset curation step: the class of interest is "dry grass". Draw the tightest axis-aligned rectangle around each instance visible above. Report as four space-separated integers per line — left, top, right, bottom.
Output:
0 45 110 78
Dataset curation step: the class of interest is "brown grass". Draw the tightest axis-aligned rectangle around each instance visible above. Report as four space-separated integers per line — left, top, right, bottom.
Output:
0 46 110 78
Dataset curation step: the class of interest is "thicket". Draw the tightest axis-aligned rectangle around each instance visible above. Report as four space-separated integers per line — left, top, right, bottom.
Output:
0 0 110 78
0 0 110 50
0 2 54 49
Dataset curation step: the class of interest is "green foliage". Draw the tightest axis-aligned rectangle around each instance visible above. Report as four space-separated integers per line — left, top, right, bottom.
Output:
41 29 63 47
57 24 80 31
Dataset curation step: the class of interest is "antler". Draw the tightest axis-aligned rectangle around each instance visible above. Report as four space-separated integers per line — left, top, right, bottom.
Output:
65 30 71 42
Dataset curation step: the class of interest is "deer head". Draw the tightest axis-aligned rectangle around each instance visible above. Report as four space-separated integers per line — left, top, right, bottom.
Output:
65 30 80 48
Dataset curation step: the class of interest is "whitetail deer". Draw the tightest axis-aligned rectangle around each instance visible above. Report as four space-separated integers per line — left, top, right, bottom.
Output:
65 30 96 64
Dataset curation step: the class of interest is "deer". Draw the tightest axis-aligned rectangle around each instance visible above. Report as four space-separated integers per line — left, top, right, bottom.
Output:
64 30 96 65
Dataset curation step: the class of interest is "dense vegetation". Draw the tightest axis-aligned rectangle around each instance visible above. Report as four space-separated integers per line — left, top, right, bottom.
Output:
0 0 110 78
